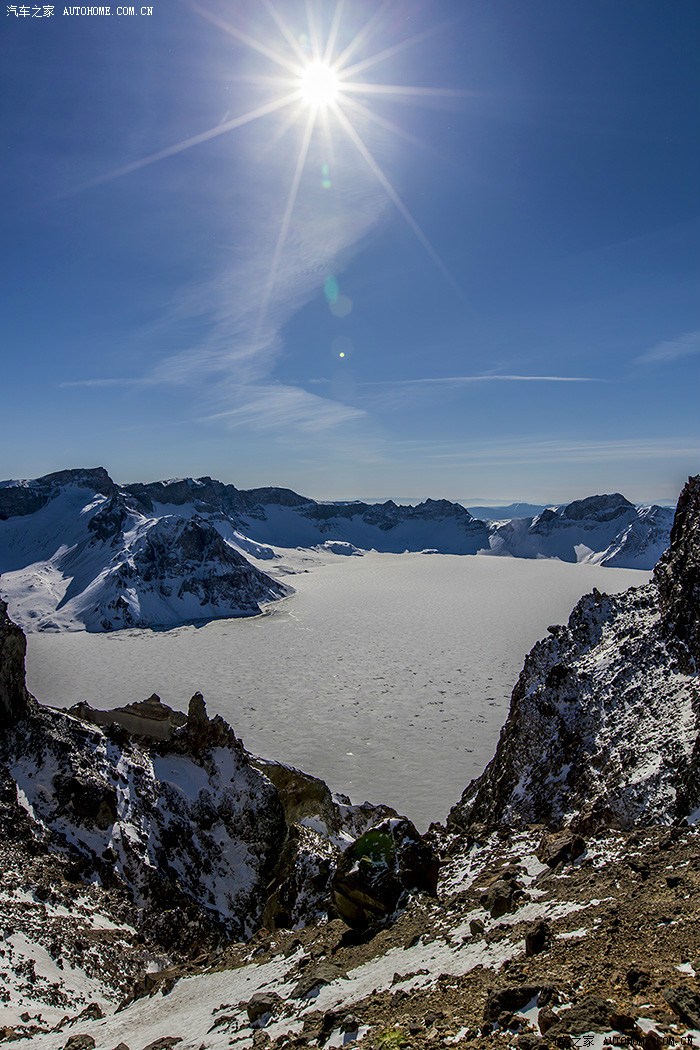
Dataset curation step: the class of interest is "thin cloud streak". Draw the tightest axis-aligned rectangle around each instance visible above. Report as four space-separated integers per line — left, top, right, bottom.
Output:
636 329 700 365
394 437 699 467
364 374 603 387
58 377 156 389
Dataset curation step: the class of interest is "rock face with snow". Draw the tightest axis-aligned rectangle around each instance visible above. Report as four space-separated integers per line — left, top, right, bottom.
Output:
488 492 673 567
656 474 700 668
0 609 401 951
449 475 700 833
0 470 290 632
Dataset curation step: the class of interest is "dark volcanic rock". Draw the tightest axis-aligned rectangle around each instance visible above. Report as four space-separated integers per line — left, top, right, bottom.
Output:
0 600 31 724
54 774 118 830
545 996 616 1036
331 817 438 930
246 990 283 1022
87 493 135 543
525 919 551 956
63 1036 97 1050
484 986 554 1022
291 962 347 999
537 831 586 868
662 985 700 1029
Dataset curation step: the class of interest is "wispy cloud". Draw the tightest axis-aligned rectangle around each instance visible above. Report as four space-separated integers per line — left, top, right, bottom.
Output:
400 436 699 467
198 383 366 432
61 114 388 432
58 377 155 389
150 138 388 430
636 329 700 365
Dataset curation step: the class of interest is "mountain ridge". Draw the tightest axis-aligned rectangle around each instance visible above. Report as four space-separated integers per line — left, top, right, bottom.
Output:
0 467 674 632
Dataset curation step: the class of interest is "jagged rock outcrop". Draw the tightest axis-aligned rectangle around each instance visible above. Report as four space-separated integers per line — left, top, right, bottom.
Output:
5 695 287 942
0 606 409 947
449 476 700 832
0 600 30 725
656 474 700 668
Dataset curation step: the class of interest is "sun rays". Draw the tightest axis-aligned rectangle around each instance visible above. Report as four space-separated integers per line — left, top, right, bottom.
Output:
76 1 464 318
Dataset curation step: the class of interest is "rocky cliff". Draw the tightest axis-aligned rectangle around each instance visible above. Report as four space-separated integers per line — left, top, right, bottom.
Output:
0 595 419 959
0 600 30 725
449 475 700 833
656 473 700 668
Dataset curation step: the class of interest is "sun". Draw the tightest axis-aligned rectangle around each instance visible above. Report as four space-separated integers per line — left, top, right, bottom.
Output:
85 2 463 301
299 61 340 110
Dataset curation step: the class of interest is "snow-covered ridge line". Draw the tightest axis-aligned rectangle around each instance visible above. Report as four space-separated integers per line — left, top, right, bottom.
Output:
0 468 674 632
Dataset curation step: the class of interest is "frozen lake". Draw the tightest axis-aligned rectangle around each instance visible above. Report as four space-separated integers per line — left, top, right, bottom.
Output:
25 553 650 828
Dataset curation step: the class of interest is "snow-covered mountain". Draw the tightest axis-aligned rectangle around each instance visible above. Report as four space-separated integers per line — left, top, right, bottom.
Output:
0 471 289 631
0 467 673 631
486 493 673 568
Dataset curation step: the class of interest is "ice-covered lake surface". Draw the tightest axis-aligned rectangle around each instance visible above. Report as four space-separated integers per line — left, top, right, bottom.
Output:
25 552 651 828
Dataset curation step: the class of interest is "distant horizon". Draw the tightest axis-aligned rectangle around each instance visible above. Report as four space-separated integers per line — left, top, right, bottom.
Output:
0 460 684 510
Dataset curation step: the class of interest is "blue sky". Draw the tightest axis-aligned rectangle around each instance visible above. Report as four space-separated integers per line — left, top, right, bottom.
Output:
2 0 699 503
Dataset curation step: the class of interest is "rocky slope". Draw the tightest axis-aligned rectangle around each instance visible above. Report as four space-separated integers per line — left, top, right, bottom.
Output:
0 601 413 1036
0 468 673 632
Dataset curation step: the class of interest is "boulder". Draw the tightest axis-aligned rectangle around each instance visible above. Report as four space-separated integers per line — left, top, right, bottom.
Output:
246 991 282 1023
662 986 700 1029
331 817 439 930
291 962 347 999
63 1038 96 1050
481 879 523 918
537 831 586 868
525 919 551 956
545 996 613 1035
484 986 554 1021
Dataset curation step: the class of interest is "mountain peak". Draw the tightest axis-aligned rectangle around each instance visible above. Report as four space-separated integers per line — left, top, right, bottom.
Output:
560 492 635 522
39 466 115 491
